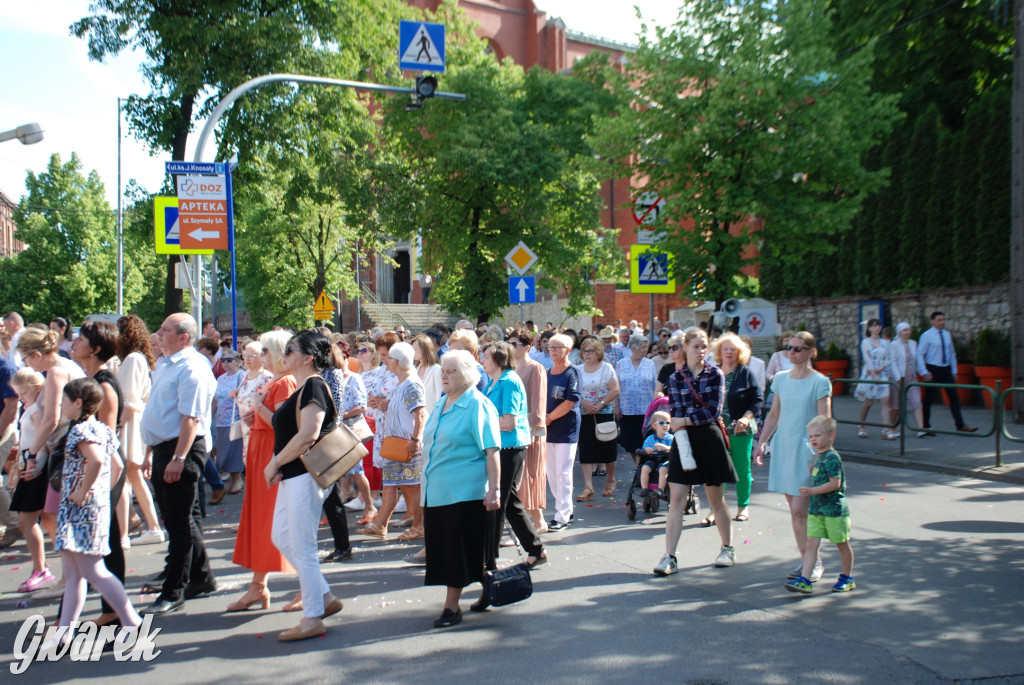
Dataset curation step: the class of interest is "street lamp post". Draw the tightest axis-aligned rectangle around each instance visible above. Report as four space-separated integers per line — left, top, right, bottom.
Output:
0 122 44 145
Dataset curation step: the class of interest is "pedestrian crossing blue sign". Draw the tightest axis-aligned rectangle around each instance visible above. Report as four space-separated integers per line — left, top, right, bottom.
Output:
509 276 536 304
629 244 674 294
399 21 446 73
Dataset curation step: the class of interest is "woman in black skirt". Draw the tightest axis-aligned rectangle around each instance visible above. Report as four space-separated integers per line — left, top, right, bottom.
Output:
653 327 737 576
574 337 620 500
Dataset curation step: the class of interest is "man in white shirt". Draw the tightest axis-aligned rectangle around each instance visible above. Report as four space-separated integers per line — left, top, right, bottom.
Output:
140 313 218 614
916 311 976 434
3 312 24 369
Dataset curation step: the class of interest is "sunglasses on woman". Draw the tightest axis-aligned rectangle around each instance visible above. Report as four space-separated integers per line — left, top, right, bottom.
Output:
669 344 681 351
784 345 807 353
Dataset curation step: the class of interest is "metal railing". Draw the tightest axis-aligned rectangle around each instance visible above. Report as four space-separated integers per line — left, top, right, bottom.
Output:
359 283 413 333
828 375 1022 467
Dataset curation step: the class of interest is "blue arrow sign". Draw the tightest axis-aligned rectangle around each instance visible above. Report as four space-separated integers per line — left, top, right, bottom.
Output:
399 20 446 73
509 276 536 304
165 161 225 175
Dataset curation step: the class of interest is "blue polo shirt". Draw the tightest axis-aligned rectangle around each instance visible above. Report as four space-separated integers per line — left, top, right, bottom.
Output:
484 369 530 448
421 387 501 507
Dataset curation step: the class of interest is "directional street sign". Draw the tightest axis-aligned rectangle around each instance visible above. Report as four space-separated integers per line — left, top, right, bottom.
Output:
399 21 446 73
313 290 336 321
508 276 536 304
153 196 214 255
629 244 675 294
632 191 666 226
504 241 538 276
165 161 225 176
176 174 229 250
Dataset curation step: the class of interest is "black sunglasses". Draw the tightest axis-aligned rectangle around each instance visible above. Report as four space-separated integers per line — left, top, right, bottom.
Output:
669 344 681 351
784 345 807 353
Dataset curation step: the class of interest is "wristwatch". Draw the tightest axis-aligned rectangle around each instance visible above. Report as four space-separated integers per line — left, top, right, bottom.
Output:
172 454 187 463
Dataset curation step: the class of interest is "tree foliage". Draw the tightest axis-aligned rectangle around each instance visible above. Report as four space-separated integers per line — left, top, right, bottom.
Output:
0 154 151 322
597 0 902 305
377 2 622 322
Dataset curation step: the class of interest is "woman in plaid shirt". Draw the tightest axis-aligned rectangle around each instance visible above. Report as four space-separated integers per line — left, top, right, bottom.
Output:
653 328 738 576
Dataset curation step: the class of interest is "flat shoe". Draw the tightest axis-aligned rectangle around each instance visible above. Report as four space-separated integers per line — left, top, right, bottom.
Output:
576 488 594 502
527 554 549 569
733 512 749 522
469 593 490 612
433 608 462 628
321 597 343 619
701 515 716 527
278 621 326 642
282 593 303 613
396 526 424 541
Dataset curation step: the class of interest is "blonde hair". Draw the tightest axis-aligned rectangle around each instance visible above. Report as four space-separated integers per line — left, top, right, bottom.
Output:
807 415 837 435
791 331 818 359
16 328 60 356
682 327 708 346
260 329 292 374
579 336 604 361
11 368 44 389
650 410 670 425
411 334 439 368
713 332 751 365
447 329 479 358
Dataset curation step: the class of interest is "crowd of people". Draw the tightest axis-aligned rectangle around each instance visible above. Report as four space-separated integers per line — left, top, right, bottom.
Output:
0 311 894 645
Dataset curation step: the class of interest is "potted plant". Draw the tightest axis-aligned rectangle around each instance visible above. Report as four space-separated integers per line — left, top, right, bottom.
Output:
975 328 1012 410
814 342 851 396
948 336 976 407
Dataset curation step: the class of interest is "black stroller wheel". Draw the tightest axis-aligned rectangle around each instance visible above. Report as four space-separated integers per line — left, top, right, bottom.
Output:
627 499 637 520
650 495 660 513
642 497 652 514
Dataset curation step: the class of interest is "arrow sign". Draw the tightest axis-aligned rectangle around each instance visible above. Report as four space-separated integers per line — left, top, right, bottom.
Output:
188 228 221 241
508 276 536 304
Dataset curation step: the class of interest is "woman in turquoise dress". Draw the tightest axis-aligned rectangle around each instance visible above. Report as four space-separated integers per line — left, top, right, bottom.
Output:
754 331 832 582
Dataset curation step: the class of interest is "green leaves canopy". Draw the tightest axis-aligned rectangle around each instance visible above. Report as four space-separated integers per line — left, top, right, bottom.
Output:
595 0 902 304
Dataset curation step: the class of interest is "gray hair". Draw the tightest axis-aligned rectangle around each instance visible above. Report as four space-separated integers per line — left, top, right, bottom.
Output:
628 333 649 350
441 349 479 389
174 314 198 343
389 342 416 369
668 331 685 349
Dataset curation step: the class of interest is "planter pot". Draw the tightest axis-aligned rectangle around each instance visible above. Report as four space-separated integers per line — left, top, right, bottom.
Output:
813 360 849 396
943 363 975 407
974 365 1012 410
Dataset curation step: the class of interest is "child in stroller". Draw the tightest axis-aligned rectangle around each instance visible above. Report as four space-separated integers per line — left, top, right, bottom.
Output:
625 402 699 520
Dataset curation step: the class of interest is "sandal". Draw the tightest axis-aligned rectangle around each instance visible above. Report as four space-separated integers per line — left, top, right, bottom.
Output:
356 510 378 525
601 480 616 497
281 592 303 613
576 488 594 502
701 513 716 527
392 517 414 529
396 526 424 542
357 522 388 539
857 427 867 438
733 508 749 522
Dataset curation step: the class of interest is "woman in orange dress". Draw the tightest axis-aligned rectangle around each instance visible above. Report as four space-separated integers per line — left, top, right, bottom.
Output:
227 330 296 611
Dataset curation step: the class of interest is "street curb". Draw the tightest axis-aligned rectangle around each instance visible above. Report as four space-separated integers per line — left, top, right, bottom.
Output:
841 450 1024 486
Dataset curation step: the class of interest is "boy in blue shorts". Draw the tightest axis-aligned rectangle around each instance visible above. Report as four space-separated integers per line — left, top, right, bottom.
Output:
638 411 674 498
786 415 856 594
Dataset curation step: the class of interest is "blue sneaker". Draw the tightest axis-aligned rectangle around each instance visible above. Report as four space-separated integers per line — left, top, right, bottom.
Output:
785 575 813 594
832 574 856 592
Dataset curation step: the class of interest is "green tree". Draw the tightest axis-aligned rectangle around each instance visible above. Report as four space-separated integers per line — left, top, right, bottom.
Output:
0 154 126 321
378 4 622 322
597 0 901 305
953 101 987 284
71 0 412 316
973 86 1011 283
925 125 956 288
897 105 940 288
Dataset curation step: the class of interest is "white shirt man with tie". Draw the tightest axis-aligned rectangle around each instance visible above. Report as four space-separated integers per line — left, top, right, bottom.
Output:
916 311 977 435
140 313 218 614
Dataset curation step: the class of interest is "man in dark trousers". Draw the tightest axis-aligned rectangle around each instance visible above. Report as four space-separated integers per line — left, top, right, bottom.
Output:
916 311 977 436
140 313 218 614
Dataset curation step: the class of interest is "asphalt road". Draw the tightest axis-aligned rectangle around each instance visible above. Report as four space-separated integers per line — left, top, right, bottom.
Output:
1 453 1022 684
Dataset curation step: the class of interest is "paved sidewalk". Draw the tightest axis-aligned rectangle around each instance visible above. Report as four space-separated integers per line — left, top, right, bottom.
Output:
831 394 1024 484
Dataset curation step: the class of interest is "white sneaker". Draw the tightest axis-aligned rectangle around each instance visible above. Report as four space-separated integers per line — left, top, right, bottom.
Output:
372 497 383 508
343 497 366 511
653 553 678 576
499 535 518 548
787 560 805 579
121 535 132 550
714 545 736 567
394 495 407 513
810 559 825 583
134 529 165 546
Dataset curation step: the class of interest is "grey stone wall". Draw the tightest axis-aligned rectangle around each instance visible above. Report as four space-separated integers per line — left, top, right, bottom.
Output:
775 284 1010 373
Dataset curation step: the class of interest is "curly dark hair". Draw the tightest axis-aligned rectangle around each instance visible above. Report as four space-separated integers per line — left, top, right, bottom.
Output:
117 315 156 370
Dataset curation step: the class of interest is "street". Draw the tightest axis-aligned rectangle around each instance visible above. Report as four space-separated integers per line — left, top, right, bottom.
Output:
1 451 1022 684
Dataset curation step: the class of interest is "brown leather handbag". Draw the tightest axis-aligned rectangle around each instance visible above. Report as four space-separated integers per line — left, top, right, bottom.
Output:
297 378 368 489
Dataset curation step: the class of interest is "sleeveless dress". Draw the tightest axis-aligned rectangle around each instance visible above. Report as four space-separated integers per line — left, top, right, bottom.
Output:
767 371 832 496
855 338 890 401
232 374 295 573
56 418 119 556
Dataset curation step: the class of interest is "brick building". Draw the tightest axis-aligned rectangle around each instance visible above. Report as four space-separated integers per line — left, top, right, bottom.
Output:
343 0 689 330
0 189 24 259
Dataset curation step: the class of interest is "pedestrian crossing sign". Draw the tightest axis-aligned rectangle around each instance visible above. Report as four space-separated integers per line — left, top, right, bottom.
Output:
399 21 446 73
629 244 675 294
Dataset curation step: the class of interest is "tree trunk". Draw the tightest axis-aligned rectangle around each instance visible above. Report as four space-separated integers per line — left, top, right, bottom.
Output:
163 92 197 318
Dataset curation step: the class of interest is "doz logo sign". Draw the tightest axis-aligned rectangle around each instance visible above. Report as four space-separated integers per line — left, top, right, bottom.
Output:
177 175 226 200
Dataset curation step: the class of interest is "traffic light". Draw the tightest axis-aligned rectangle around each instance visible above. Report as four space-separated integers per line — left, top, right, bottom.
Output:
406 75 438 110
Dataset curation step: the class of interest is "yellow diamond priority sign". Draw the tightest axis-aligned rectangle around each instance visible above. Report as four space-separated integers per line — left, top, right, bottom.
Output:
313 290 336 321
504 241 539 276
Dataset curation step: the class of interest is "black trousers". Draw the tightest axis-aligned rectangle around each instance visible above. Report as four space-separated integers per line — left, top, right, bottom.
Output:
922 364 966 430
322 483 350 552
486 446 543 568
150 437 213 601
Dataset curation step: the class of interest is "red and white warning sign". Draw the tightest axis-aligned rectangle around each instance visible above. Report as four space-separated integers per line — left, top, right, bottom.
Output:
632 191 666 226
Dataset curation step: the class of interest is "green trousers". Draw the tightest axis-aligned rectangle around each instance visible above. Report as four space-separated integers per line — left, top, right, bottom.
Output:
729 432 754 508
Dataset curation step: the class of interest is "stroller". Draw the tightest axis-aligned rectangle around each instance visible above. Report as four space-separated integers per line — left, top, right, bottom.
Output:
624 397 699 520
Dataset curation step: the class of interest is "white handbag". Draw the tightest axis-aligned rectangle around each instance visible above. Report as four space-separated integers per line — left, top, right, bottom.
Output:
674 429 697 471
